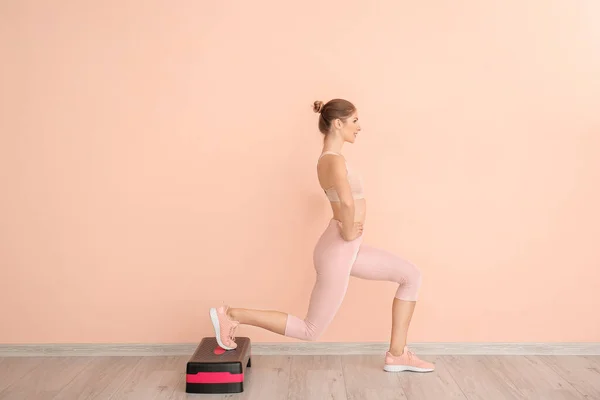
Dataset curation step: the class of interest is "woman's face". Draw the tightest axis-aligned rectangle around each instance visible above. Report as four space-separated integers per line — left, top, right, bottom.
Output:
339 111 361 143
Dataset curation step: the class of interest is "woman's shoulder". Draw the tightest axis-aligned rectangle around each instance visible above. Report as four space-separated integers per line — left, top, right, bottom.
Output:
318 150 343 160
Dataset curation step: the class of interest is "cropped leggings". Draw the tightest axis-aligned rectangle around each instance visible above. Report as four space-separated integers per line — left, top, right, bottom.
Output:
284 219 422 341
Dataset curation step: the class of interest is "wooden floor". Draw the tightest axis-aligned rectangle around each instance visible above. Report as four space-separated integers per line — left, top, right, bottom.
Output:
1 354 599 399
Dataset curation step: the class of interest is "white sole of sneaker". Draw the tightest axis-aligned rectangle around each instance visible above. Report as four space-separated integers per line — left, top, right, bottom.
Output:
383 364 434 373
209 308 235 350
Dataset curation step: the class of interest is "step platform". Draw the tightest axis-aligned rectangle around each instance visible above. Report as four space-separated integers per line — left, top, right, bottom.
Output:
186 337 251 394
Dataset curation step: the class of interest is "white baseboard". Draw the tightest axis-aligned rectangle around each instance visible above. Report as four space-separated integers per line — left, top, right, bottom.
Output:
1 341 599 357
252 342 600 356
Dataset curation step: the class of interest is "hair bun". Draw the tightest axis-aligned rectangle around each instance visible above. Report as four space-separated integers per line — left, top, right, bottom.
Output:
313 101 324 113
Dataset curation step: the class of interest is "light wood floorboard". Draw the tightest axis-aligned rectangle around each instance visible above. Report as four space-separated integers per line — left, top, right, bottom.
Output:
536 355 600 399
395 355 467 400
0 355 595 399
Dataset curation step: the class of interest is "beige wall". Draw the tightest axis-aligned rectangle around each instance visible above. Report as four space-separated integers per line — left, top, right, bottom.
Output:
1 1 599 344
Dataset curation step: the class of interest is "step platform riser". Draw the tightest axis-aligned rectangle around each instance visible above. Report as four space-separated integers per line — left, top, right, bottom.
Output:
186 337 251 394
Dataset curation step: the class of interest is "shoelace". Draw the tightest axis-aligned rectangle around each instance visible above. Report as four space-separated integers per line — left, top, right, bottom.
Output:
228 321 239 342
222 303 238 343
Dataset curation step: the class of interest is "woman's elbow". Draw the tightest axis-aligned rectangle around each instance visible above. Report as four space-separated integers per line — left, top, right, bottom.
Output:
340 199 354 209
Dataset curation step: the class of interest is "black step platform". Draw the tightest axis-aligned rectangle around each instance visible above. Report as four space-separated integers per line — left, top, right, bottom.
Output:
186 337 251 394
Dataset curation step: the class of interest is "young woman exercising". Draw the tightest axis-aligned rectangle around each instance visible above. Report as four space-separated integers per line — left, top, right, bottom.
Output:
209 99 434 372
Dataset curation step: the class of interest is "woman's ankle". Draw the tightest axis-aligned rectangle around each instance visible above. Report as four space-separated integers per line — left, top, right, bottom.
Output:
389 342 407 357
227 307 241 322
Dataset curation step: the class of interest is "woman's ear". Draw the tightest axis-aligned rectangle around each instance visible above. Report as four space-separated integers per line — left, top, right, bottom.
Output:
333 118 343 130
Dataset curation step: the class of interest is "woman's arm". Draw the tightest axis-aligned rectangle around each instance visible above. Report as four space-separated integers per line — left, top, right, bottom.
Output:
320 155 358 240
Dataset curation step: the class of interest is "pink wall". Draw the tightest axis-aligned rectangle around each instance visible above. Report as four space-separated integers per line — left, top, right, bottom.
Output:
1 1 599 344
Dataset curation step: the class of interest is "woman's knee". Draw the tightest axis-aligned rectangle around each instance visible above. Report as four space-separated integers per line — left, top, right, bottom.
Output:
395 262 422 301
302 320 325 341
409 263 423 289
294 326 323 342
285 315 324 341
304 330 322 341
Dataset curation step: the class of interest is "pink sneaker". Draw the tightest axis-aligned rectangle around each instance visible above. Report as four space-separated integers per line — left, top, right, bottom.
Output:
209 305 239 350
384 346 435 372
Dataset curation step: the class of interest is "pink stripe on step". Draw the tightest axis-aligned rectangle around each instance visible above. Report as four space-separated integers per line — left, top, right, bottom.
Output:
186 372 244 384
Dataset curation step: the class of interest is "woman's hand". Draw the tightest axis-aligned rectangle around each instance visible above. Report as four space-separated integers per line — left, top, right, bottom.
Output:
341 222 363 241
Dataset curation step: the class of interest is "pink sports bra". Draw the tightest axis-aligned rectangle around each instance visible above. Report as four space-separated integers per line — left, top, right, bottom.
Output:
317 151 365 202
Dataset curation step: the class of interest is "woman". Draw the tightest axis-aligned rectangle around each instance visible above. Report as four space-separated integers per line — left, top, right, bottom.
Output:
209 99 434 373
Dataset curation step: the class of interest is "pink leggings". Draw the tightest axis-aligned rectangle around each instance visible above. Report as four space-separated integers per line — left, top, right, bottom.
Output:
284 219 422 341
